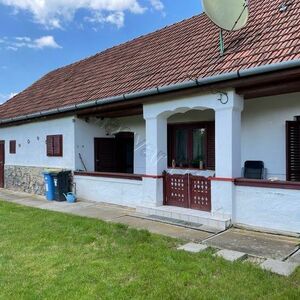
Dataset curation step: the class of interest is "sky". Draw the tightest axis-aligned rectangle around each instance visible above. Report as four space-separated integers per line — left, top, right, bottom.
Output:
0 0 202 104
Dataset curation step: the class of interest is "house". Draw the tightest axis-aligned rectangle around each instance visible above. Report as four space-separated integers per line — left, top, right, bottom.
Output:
0 0 300 235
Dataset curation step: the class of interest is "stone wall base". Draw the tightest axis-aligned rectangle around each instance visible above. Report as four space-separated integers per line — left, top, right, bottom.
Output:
4 165 45 195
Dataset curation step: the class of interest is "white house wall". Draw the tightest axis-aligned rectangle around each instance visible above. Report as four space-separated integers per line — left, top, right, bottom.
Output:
235 186 300 234
1 116 75 169
74 175 143 207
242 92 300 180
74 117 106 172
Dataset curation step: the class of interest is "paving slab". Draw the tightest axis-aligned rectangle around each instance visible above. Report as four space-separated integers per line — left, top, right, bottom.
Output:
215 249 248 262
116 215 213 241
177 243 208 253
287 250 300 263
260 259 299 276
205 228 300 260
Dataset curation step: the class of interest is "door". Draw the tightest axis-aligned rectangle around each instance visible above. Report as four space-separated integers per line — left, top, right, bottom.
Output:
94 138 116 172
286 121 300 181
164 173 211 212
0 141 5 188
115 132 134 173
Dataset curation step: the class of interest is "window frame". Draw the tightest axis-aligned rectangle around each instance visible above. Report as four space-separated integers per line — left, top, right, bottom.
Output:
168 121 215 170
9 140 16 154
46 135 63 157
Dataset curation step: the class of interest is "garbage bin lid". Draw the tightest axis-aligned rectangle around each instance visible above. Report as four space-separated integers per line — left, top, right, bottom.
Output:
43 168 62 174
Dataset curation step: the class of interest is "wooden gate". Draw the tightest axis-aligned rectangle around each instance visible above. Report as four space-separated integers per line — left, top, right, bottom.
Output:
164 173 211 212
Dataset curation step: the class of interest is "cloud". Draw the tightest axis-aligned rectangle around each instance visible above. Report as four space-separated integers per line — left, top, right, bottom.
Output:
1 35 61 51
0 0 164 29
0 92 18 104
85 11 125 28
150 0 164 11
34 36 61 49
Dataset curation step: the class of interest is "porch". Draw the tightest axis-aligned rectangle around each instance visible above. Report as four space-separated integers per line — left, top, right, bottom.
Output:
73 90 300 234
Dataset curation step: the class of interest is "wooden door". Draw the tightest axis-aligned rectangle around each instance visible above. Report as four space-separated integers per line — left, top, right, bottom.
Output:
286 121 300 181
164 173 211 212
0 141 5 188
115 132 134 174
94 138 116 172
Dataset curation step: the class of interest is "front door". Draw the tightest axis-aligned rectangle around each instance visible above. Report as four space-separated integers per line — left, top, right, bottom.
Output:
115 132 134 173
0 141 5 188
94 138 116 172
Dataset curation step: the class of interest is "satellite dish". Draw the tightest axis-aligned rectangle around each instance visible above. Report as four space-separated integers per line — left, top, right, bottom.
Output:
202 0 249 31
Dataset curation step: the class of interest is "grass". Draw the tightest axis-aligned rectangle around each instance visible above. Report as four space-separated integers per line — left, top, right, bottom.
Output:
0 201 299 300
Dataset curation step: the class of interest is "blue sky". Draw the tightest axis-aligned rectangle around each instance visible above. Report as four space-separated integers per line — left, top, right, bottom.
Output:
0 0 202 104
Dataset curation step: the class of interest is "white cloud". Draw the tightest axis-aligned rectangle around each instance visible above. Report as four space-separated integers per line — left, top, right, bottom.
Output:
150 0 164 11
85 11 125 28
1 35 61 50
0 0 164 29
34 36 61 49
0 92 18 104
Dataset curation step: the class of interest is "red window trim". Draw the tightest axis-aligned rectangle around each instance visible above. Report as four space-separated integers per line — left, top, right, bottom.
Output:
9 140 16 154
167 121 215 170
47 135 63 157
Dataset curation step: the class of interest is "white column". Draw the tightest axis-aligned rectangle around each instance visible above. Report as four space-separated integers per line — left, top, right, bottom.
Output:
143 115 167 206
211 91 244 217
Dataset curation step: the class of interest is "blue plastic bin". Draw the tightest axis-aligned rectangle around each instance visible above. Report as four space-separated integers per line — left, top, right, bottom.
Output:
43 172 55 201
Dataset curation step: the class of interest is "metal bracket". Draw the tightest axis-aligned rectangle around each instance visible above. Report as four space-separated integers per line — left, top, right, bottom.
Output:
217 92 229 105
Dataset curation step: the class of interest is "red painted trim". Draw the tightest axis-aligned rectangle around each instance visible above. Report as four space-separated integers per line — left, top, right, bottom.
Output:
142 174 164 179
209 177 235 182
74 171 143 181
234 178 300 190
74 171 165 181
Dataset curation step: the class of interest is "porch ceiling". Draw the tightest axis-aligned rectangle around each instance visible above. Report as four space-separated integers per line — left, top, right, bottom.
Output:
76 105 143 119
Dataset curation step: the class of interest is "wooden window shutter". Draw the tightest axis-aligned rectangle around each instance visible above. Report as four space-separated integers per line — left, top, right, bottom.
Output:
46 136 54 156
286 121 300 181
206 122 215 170
9 140 16 154
53 135 63 157
47 135 63 157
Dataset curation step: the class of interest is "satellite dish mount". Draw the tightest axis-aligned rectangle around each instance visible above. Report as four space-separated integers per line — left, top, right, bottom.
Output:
202 0 249 56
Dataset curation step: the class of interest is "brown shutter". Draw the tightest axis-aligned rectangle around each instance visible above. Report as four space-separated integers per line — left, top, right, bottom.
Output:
53 135 63 157
286 121 300 181
206 122 215 170
46 136 54 156
9 140 16 154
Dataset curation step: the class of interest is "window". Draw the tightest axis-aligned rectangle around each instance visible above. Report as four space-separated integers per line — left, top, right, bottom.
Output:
46 135 63 157
9 140 16 154
168 122 215 169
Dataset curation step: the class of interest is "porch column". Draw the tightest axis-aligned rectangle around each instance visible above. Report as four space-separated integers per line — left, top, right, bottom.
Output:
211 91 244 217
143 113 168 206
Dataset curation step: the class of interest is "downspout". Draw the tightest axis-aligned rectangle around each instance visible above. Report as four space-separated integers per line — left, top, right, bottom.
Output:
1 59 300 125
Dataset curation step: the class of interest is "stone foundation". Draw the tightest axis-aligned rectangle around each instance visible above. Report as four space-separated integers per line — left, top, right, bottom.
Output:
4 165 45 195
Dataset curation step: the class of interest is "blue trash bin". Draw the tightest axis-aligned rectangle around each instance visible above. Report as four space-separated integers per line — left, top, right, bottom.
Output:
43 172 55 201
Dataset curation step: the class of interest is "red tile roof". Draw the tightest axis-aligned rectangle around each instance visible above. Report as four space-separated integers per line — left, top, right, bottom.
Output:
1 0 300 119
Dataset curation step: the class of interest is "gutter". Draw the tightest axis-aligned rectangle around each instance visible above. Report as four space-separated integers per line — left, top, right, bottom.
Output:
1 59 300 125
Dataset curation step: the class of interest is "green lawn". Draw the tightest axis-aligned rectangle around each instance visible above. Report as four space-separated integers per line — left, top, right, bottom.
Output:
0 201 299 300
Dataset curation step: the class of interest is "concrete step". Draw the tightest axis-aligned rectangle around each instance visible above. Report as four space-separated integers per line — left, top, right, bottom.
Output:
136 205 231 231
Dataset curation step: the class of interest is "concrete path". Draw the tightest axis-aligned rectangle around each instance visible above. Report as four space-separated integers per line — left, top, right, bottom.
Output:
205 227 299 260
0 189 299 264
0 189 213 242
